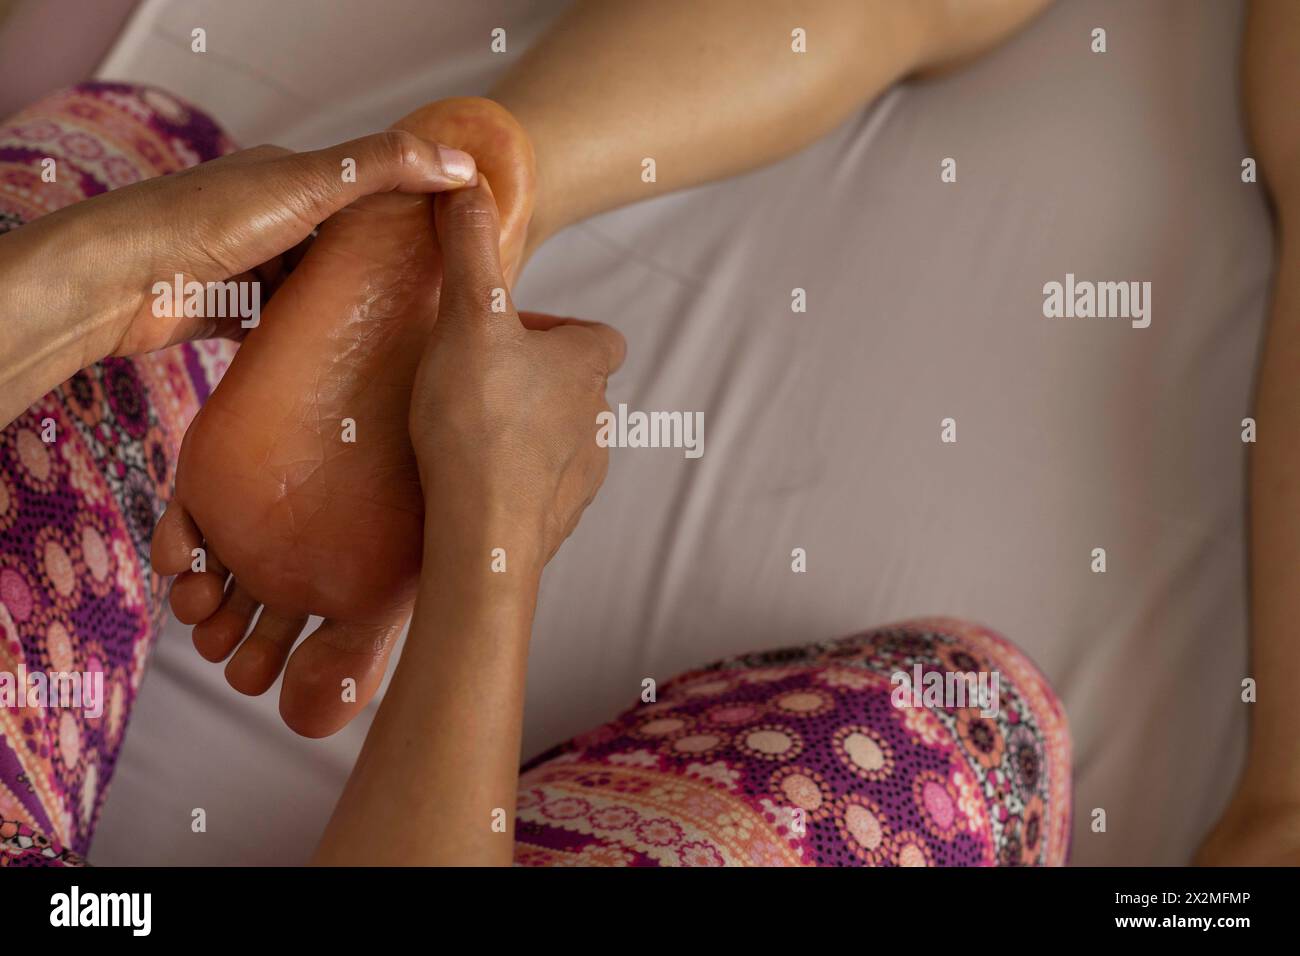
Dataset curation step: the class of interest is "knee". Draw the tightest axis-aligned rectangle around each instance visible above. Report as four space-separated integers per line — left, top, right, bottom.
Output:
907 0 1054 77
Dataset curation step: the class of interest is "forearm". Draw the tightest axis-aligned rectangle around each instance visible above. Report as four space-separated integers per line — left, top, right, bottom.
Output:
313 518 542 866
491 0 929 255
0 215 120 425
1241 0 1300 799
314 174 625 864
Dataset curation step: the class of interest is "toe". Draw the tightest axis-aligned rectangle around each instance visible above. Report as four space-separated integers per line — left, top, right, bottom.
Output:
169 569 228 625
279 613 408 738
225 609 309 696
169 548 228 625
151 500 203 575
192 583 259 663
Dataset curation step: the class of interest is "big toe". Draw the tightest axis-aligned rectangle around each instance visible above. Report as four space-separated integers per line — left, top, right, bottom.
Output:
278 614 407 738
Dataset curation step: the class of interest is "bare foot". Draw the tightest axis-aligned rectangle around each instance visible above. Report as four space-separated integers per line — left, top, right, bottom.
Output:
151 98 535 737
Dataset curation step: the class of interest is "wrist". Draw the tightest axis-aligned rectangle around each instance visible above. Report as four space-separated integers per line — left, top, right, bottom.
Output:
415 506 542 662
0 224 118 423
6 206 133 354
421 493 547 593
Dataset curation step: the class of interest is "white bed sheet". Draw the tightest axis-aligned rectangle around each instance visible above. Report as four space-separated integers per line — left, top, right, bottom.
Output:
89 0 1270 866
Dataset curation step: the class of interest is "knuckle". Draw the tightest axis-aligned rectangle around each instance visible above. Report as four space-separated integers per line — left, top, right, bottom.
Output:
440 269 508 320
441 197 497 233
584 364 609 395
286 154 342 209
375 129 422 172
562 344 607 395
249 143 290 158
579 344 611 391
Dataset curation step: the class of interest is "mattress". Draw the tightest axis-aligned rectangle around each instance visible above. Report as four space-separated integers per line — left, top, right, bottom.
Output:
86 0 1271 865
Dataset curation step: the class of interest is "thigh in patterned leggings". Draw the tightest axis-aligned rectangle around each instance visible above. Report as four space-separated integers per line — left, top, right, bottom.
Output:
0 82 235 865
515 618 1071 867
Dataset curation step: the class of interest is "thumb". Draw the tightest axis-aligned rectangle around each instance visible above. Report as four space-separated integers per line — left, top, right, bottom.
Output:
434 175 513 332
150 133 478 289
289 130 478 210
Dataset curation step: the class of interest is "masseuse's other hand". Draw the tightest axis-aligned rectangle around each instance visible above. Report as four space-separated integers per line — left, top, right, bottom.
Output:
4 132 477 361
410 177 625 571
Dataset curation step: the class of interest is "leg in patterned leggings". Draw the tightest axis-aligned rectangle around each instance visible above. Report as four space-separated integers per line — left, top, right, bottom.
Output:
515 618 1071 866
0 82 236 865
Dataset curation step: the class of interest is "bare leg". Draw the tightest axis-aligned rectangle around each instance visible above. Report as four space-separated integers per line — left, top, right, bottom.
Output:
1197 0 1300 866
490 0 1052 260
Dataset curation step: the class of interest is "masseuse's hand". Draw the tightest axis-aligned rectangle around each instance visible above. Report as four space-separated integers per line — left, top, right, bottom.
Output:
316 177 625 865
409 176 626 573
0 131 476 426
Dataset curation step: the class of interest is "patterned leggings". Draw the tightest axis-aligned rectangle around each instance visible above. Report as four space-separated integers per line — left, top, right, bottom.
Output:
0 84 1071 867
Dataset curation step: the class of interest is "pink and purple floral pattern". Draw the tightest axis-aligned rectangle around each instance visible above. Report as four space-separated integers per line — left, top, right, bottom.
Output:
515 618 1071 866
0 83 235 865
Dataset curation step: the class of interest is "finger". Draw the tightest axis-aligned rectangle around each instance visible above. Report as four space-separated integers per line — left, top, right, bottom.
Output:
245 231 315 306
589 322 627 374
279 229 317 274
433 175 512 333
516 311 591 332
159 301 255 349
519 312 627 374
553 320 628 376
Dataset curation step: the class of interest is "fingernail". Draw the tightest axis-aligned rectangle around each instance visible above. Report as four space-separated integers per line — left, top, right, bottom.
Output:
437 146 478 184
